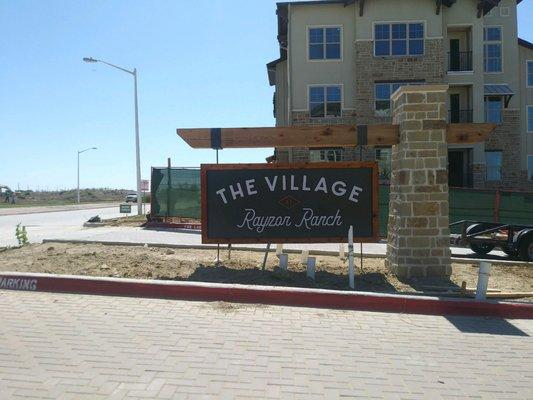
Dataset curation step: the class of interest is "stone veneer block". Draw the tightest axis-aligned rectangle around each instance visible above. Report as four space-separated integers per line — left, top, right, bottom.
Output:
386 85 452 279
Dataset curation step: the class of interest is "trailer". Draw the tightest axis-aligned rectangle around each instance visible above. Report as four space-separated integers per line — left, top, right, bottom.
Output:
450 220 533 262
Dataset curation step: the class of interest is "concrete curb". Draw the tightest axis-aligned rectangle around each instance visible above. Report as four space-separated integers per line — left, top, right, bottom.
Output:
0 271 531 319
40 239 532 265
82 222 105 228
41 238 385 258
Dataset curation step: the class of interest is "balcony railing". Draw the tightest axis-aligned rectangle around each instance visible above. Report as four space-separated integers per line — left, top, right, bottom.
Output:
448 109 473 123
448 51 473 72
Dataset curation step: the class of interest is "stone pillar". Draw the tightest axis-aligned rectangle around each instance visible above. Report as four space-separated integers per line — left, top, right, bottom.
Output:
386 85 451 278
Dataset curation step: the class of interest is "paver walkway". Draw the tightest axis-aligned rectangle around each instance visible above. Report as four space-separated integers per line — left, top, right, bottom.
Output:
0 290 531 399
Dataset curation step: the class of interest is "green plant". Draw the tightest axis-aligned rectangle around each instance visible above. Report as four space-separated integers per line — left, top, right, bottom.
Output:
15 223 29 246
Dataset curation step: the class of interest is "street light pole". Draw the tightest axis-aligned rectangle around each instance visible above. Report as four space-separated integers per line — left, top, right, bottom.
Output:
133 68 142 215
77 147 97 203
83 57 143 215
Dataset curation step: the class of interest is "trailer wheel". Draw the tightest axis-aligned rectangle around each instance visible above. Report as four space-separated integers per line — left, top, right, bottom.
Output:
501 246 519 259
518 234 533 262
467 223 495 256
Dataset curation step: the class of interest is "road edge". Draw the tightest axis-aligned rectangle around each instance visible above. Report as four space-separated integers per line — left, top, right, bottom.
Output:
0 202 122 216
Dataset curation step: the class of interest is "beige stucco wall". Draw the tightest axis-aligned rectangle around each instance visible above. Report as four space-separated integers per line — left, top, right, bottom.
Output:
448 85 471 110
518 44 533 173
483 0 520 109
354 0 442 39
288 2 357 112
443 0 484 123
442 1 486 165
274 60 288 126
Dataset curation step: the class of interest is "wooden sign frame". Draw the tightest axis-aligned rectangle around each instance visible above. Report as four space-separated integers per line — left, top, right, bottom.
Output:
201 162 379 244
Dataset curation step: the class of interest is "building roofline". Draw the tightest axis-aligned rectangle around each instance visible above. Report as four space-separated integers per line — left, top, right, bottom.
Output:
276 0 350 6
266 57 286 86
518 37 533 51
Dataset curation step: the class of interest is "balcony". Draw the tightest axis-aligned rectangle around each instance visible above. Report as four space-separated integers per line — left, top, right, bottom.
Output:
448 109 473 123
448 51 472 72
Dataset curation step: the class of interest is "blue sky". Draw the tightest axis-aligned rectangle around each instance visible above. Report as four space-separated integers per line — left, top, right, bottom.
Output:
0 0 532 191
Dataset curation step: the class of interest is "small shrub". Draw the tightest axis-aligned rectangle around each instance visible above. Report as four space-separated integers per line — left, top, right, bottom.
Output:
15 223 29 246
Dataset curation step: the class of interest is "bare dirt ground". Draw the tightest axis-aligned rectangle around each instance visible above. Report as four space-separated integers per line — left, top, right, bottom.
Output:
1 243 531 299
101 215 199 227
101 214 148 227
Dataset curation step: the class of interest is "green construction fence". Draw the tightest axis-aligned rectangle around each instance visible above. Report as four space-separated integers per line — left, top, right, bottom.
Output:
150 167 200 219
151 168 533 234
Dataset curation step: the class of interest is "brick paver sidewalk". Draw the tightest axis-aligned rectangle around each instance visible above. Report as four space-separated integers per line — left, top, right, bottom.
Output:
0 290 531 399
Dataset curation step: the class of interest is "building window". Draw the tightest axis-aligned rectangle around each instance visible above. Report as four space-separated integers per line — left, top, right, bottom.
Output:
374 81 424 116
309 148 343 162
485 96 502 123
309 85 341 118
528 106 533 132
486 151 502 181
500 7 510 17
308 27 341 60
375 148 392 182
528 155 533 181
484 26 502 72
528 61 533 87
374 23 424 57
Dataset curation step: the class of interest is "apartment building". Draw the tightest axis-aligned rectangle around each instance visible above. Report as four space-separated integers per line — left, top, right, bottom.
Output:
266 0 533 190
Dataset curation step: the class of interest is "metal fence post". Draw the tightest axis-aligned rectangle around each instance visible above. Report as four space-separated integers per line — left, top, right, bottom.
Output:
166 158 172 220
493 189 501 223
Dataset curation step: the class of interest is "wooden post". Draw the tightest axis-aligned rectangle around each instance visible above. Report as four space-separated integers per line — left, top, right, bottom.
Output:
262 243 271 271
494 189 501 223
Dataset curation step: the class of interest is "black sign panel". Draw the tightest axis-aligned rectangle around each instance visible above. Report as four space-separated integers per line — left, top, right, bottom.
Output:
201 162 378 244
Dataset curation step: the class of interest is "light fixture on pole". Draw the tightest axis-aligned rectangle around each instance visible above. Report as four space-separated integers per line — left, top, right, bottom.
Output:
77 147 97 203
83 56 142 215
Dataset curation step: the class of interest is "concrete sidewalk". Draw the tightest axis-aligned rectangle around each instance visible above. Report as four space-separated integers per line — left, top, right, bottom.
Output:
0 290 531 399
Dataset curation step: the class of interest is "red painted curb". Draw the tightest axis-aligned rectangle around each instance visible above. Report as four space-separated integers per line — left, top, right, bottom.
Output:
144 222 201 230
0 273 532 319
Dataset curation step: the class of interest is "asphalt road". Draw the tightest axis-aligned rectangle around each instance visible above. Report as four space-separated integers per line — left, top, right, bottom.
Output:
0 205 142 247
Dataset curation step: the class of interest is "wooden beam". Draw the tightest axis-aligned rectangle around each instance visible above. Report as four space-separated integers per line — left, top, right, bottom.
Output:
177 124 399 149
177 123 496 149
446 123 496 144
